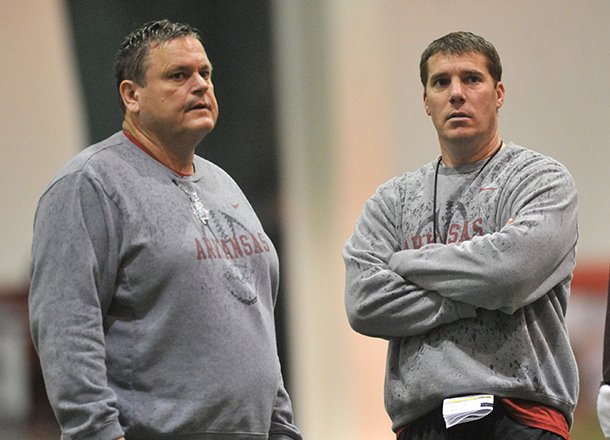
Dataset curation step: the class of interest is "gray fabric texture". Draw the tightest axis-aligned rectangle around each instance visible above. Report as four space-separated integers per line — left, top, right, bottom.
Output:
29 132 301 440
343 143 579 432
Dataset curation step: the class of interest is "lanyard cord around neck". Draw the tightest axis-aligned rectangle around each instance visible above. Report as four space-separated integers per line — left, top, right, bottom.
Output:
432 140 503 243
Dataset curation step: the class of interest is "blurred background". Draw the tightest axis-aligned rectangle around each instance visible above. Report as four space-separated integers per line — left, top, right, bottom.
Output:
1 0 608 438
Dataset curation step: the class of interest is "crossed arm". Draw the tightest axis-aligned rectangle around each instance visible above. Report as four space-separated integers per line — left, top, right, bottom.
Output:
343 190 478 339
344 163 577 339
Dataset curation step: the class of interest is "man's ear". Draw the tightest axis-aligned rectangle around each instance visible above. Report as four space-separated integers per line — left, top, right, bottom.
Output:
119 80 140 113
495 81 505 110
423 91 431 116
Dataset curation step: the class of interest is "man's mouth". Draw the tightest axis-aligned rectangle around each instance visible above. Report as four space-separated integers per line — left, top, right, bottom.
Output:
447 112 470 120
188 102 209 111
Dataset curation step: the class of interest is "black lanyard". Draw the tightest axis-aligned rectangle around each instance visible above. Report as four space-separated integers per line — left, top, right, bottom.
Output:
432 141 503 243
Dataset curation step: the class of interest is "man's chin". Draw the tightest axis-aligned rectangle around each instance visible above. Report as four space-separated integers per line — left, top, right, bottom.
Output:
446 124 485 137
443 133 475 143
190 120 216 137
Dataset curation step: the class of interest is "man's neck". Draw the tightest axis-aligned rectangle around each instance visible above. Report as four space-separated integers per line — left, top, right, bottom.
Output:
439 134 502 168
122 119 196 176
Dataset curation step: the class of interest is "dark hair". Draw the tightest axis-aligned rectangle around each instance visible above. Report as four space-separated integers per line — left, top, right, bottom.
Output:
114 19 202 111
419 31 502 87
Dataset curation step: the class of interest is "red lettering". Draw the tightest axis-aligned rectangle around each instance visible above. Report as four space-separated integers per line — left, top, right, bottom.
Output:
212 239 223 258
258 233 270 252
460 221 471 242
221 240 234 259
251 234 263 254
472 217 484 236
197 232 273 261
204 238 217 259
425 232 434 245
195 238 206 260
228 237 244 258
447 223 460 244
411 235 423 249
240 235 253 255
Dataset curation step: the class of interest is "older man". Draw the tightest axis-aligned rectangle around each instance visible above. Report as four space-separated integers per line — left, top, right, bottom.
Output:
30 19 301 440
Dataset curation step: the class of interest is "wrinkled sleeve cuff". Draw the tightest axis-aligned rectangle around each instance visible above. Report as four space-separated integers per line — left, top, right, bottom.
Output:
65 418 124 440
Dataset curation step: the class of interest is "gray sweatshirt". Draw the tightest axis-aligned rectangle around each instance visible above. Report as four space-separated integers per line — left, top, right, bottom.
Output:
29 132 301 440
343 143 579 432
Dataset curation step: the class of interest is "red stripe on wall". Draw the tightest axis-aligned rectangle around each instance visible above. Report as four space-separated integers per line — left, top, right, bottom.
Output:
572 263 609 295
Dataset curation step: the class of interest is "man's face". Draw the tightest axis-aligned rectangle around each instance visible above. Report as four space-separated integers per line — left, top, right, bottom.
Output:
132 36 219 144
423 51 504 148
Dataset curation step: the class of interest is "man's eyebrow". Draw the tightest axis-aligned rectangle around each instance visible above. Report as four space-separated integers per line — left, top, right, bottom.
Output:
166 61 213 71
428 72 449 83
429 68 485 82
461 69 484 76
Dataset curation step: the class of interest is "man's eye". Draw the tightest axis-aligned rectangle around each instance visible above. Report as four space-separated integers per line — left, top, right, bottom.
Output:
466 75 481 84
171 72 186 80
433 78 449 87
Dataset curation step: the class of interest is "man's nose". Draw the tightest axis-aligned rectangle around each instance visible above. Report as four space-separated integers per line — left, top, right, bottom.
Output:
449 80 465 104
192 73 211 93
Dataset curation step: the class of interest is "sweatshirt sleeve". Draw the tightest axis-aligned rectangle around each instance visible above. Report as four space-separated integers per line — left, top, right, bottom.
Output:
29 172 124 440
343 183 477 339
388 159 578 314
269 377 302 440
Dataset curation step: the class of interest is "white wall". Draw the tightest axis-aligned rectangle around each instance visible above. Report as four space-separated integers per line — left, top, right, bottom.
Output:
0 0 84 425
0 0 85 289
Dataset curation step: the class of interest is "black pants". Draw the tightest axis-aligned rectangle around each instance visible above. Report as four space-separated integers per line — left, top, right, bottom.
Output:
397 403 564 440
